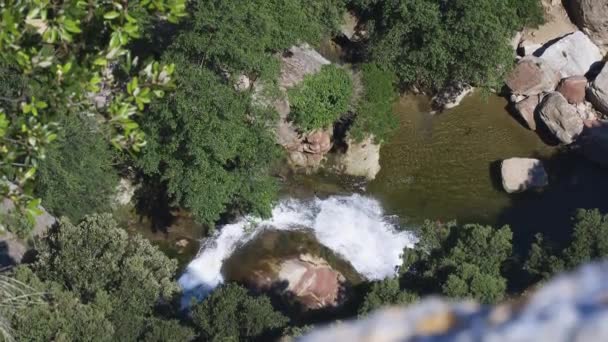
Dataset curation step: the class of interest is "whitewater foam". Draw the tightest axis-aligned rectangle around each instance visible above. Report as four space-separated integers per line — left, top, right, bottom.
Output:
179 194 416 299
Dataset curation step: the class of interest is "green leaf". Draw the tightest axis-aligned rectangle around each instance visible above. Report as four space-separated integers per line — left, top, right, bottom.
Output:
103 11 121 20
63 19 82 33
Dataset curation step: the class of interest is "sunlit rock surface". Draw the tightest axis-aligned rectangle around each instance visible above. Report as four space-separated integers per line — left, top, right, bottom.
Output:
301 261 608 342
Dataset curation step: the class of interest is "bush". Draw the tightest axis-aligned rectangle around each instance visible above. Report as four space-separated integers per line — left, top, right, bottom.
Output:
350 64 398 143
34 214 180 340
358 278 418 315
34 115 118 222
191 283 288 341
357 0 544 91
138 55 280 226
288 65 353 131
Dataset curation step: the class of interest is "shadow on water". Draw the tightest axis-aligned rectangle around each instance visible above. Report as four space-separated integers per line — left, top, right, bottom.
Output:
494 149 608 254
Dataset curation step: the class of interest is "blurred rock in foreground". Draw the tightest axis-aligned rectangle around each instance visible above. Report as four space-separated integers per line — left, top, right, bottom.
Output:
300 261 608 342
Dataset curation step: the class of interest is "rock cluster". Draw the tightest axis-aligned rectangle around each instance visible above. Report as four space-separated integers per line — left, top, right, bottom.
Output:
506 30 607 148
301 260 608 342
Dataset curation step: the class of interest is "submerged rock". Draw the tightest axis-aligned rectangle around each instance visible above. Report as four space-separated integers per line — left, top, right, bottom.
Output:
277 254 345 310
301 261 608 342
506 56 560 96
501 158 548 193
336 136 381 180
537 31 602 78
538 92 584 144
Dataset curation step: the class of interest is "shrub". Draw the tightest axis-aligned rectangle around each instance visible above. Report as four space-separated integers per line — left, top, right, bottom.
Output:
288 65 353 131
191 283 288 341
350 64 398 143
34 115 118 223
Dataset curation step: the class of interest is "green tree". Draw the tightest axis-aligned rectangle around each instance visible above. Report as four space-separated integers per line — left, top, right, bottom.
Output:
525 209 608 281
356 0 543 91
137 56 280 226
8 267 115 342
442 263 506 303
191 283 288 342
33 214 180 340
141 319 196 342
350 63 398 143
288 65 353 131
34 115 118 223
358 278 418 315
0 0 185 216
170 0 345 81
401 222 512 303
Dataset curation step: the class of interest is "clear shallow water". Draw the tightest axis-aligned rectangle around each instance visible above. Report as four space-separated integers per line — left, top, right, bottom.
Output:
368 93 556 225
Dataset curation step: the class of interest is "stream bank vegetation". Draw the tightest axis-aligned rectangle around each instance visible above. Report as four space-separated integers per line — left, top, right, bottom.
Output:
1 0 606 341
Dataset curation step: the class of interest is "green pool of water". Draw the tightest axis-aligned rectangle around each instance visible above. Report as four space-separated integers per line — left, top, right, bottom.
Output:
368 93 556 226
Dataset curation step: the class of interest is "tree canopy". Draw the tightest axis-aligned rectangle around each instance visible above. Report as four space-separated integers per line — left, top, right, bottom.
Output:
353 0 544 91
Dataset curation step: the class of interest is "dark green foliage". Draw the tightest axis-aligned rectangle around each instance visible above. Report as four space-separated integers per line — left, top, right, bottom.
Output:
358 278 418 315
288 65 353 131
0 209 33 239
191 283 288 341
401 221 512 303
562 209 608 268
33 214 180 341
171 0 345 80
350 64 398 143
442 263 506 303
138 55 280 226
34 115 118 222
141 319 196 342
9 267 115 342
355 0 544 90
526 209 608 281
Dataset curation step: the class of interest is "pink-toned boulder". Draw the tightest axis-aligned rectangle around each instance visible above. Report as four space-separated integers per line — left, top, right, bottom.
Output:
556 76 587 104
303 130 332 154
506 56 560 96
278 254 345 310
514 95 543 130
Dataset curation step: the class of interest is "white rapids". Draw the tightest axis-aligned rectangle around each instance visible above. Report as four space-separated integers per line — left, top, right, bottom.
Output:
178 194 417 299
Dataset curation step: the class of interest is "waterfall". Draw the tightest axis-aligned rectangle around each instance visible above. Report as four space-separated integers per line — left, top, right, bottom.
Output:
178 194 417 300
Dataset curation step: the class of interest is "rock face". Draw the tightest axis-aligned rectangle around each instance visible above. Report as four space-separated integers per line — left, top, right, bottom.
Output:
537 31 602 78
513 94 543 130
501 158 548 193
568 0 608 52
279 44 331 89
588 63 608 115
301 261 608 342
277 254 345 310
264 44 334 170
336 137 381 180
506 56 560 96
538 92 584 144
556 76 587 104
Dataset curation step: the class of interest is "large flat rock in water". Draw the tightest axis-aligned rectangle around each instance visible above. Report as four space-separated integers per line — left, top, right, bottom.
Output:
501 158 548 193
